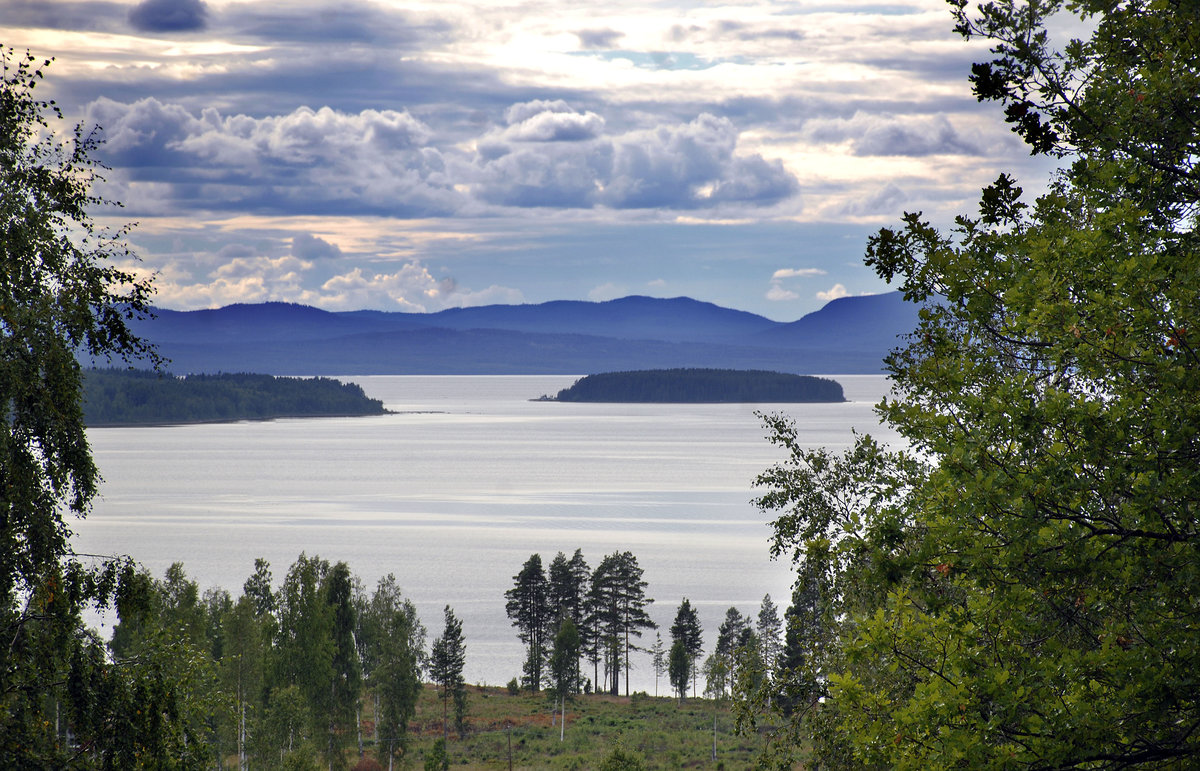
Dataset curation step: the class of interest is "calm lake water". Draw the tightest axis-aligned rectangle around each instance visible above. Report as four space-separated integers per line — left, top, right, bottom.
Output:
74 374 897 692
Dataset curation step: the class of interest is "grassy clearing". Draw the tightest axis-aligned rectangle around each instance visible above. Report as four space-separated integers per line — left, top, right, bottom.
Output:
356 684 764 770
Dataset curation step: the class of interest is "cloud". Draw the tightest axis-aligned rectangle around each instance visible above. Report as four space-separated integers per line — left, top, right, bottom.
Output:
768 267 826 301
145 248 522 312
220 0 450 45
837 182 908 218
500 101 606 142
771 267 826 279
576 28 624 49
476 112 797 210
318 265 523 311
87 98 459 216
292 233 344 261
817 283 850 302
805 113 981 157
87 95 796 216
766 284 800 302
128 0 208 32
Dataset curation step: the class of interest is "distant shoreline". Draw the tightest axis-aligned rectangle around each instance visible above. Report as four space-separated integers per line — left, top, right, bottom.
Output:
86 410 398 429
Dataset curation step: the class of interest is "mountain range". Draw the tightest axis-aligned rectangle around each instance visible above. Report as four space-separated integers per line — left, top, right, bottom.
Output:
112 291 921 375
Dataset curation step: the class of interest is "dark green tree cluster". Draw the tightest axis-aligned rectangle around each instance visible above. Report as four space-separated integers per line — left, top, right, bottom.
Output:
82 368 387 425
505 549 655 698
110 556 426 770
743 1 1200 768
551 369 845 403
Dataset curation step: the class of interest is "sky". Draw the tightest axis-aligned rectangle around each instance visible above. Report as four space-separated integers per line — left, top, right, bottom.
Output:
7 0 1059 320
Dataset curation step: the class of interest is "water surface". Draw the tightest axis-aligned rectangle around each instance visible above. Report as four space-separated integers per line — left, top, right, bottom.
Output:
76 374 897 691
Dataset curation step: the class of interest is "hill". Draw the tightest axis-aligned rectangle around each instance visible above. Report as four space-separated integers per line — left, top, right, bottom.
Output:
109 292 920 375
548 369 845 403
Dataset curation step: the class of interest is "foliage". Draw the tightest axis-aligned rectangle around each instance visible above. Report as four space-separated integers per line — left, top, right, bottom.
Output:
423 738 449 771
668 598 703 698
362 574 424 765
597 745 647 771
550 616 582 702
754 594 782 683
505 553 551 692
429 605 468 740
648 632 667 697
0 46 225 768
82 368 387 425
668 640 689 702
551 368 844 403
746 0 1200 767
550 616 583 739
589 551 656 696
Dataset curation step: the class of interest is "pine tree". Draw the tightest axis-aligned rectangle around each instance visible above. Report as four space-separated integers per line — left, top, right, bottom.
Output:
504 554 551 692
429 606 467 741
590 552 655 696
669 598 703 698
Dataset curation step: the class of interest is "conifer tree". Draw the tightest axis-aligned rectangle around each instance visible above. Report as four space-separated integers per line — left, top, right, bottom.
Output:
429 605 467 741
669 598 703 698
504 554 551 692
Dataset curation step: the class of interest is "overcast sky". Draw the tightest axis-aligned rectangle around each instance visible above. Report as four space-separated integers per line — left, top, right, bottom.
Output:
8 0 1057 319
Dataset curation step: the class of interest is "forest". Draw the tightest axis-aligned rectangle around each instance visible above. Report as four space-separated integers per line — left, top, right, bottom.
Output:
547 368 845 403
82 369 388 426
89 549 793 769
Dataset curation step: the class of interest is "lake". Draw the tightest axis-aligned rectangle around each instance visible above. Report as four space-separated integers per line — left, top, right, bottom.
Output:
74 374 898 692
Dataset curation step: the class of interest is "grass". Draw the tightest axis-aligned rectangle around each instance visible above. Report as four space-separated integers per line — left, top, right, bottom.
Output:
356 684 766 770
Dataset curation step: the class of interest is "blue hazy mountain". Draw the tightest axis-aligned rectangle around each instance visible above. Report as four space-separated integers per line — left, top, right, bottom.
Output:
120 292 920 375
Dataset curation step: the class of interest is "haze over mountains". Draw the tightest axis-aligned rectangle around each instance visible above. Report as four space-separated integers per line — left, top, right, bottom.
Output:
120 291 921 375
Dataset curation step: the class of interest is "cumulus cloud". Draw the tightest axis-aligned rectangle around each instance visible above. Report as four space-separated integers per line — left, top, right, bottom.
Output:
472 112 798 210
319 265 522 311
500 101 605 142
817 283 850 302
87 96 795 216
766 284 799 302
805 113 981 157
128 0 208 32
147 248 522 312
87 98 458 216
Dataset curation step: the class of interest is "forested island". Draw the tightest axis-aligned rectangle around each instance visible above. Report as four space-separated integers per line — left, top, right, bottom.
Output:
82 369 388 426
546 368 845 403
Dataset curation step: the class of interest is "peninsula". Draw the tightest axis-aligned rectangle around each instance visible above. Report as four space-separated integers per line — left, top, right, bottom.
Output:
545 368 845 403
83 369 388 426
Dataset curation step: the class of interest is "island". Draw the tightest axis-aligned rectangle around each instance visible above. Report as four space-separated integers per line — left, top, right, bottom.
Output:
543 368 845 403
83 369 388 426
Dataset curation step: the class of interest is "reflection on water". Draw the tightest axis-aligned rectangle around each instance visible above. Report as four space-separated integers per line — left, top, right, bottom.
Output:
77 374 897 691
